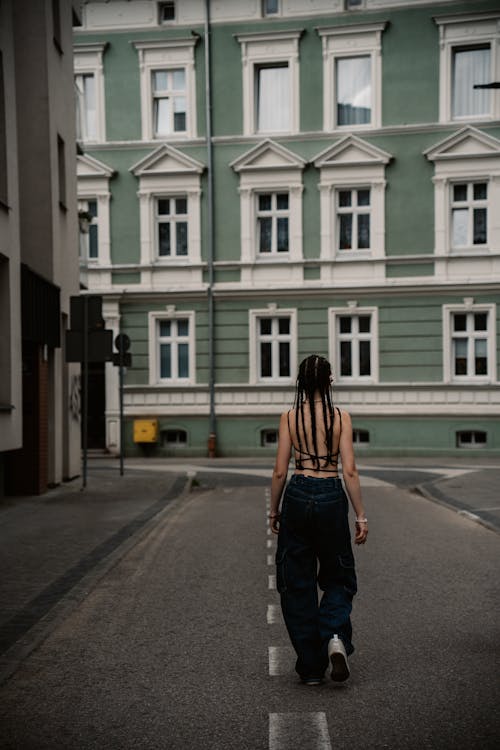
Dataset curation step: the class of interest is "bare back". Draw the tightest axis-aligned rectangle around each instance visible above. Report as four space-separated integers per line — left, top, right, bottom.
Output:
287 403 342 477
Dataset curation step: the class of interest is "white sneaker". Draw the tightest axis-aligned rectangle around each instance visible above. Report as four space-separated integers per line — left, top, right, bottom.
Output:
328 635 350 682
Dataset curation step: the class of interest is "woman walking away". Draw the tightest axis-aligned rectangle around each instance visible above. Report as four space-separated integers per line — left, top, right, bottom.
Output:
269 355 368 686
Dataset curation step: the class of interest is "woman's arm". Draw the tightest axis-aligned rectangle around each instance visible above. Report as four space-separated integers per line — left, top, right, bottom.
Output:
339 410 368 545
269 412 292 535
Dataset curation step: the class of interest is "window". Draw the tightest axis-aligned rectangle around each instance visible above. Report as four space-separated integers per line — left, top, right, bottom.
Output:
261 429 278 447
345 0 364 8
336 56 371 126
74 44 107 142
236 31 301 136
149 310 195 385
158 1 175 23
162 429 187 445
353 429 370 444
263 0 279 15
318 23 386 131
79 199 99 261
452 46 491 119
329 306 378 382
158 319 190 380
249 308 297 384
257 192 289 254
456 430 487 448
156 197 188 257
152 69 186 136
451 182 487 249
443 303 496 383
435 14 500 123
75 73 96 141
337 188 370 251
0 52 7 208
134 40 198 140
256 64 290 133
57 134 66 209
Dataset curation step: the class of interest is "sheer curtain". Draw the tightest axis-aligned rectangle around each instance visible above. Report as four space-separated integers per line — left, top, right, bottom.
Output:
257 65 290 132
452 46 490 118
336 56 371 125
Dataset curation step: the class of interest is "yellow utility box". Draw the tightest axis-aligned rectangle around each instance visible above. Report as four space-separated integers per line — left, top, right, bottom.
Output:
133 419 158 443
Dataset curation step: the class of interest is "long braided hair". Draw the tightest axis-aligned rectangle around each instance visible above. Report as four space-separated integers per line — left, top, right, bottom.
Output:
293 355 335 471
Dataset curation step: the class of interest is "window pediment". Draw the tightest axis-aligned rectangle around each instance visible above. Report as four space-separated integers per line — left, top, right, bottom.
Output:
77 154 115 179
313 135 392 168
130 145 205 177
424 126 500 163
230 140 306 173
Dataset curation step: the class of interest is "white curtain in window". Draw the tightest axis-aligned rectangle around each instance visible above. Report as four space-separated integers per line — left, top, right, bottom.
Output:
257 66 290 132
336 56 371 125
452 47 490 118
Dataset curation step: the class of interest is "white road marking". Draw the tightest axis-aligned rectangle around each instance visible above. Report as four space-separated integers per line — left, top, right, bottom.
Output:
268 574 276 590
470 506 500 512
267 538 273 549
269 712 332 750
457 510 481 522
267 528 272 536
267 604 280 624
267 554 274 566
268 645 295 676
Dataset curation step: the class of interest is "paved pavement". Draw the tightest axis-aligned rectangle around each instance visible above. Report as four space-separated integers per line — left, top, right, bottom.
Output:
0 457 498 748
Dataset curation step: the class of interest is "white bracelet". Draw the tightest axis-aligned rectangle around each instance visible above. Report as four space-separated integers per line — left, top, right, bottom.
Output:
355 518 368 524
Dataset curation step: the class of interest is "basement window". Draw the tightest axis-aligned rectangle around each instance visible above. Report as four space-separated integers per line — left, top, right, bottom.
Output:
353 429 370 444
162 429 187 445
261 429 278 447
456 430 487 448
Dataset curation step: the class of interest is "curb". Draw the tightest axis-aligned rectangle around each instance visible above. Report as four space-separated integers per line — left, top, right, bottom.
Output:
0 474 195 687
412 483 499 536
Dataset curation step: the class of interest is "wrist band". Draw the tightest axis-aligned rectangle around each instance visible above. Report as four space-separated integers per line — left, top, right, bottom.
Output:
355 518 368 524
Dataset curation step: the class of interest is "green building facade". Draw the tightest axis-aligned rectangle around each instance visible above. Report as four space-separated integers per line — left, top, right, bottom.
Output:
74 0 500 457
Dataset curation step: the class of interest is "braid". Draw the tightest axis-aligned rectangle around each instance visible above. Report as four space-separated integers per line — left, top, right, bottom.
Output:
293 355 335 471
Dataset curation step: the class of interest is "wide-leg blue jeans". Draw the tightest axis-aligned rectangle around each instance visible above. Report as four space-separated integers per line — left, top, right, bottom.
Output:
276 474 357 680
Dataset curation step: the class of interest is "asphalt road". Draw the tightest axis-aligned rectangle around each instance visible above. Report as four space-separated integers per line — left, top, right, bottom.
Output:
0 471 498 749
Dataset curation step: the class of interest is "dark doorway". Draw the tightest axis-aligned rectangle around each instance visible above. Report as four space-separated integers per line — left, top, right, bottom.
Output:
84 361 106 449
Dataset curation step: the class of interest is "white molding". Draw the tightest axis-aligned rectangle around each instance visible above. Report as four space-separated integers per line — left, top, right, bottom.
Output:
77 154 115 267
442 302 497 384
132 38 198 140
230 138 307 172
130 143 205 176
328 305 379 384
317 22 387 132
74 43 108 143
248 307 298 386
148 309 196 386
235 30 302 136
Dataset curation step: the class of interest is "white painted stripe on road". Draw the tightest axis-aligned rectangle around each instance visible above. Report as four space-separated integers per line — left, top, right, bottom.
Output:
268 645 295 676
268 574 276 590
267 554 274 566
267 604 280 624
267 528 272 536
269 712 332 750
457 510 481 522
267 538 273 549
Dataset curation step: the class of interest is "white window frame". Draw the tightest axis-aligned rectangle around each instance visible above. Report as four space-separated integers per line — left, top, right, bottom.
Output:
133 39 197 140
449 180 488 251
329 305 379 384
442 301 496 384
456 430 487 448
76 154 114 267
154 195 189 259
256 191 290 256
317 23 386 132
434 13 500 124
249 307 297 385
236 30 301 136
78 197 99 262
336 187 372 253
73 44 107 143
148 309 195 385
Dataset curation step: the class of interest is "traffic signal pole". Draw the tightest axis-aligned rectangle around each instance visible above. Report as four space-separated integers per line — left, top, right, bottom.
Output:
119 342 124 476
82 296 89 490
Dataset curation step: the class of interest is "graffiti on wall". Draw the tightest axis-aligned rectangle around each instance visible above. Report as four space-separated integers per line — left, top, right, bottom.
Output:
69 374 81 421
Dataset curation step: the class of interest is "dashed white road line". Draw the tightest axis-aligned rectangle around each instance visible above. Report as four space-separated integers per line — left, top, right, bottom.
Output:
267 538 273 548
267 554 274 566
267 604 280 625
269 712 332 750
268 574 276 590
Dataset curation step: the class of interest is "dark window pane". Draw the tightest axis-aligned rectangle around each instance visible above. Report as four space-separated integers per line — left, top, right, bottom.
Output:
279 342 290 377
339 214 352 250
459 431 472 444
453 184 467 202
358 315 371 333
159 321 171 337
175 198 187 214
276 193 289 210
264 0 279 13
454 338 467 375
259 217 272 252
474 313 487 331
88 224 98 258
473 183 487 201
339 316 351 334
260 318 272 335
359 340 371 376
176 221 188 255
173 110 186 132
278 317 289 335
160 343 171 378
260 342 272 377
158 199 170 215
340 341 352 376
357 189 370 206
453 314 467 332
177 319 189 336
473 431 487 444
277 217 289 252
158 222 171 256
178 343 189 378
258 194 272 211
339 190 351 207
475 339 487 375
87 199 98 218
473 208 487 244
358 214 370 249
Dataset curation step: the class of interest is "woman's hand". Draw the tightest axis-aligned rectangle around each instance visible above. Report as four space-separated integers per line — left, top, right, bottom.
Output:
354 518 368 545
269 513 281 535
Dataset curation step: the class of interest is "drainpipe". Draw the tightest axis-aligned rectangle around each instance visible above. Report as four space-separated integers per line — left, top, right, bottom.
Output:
205 0 216 457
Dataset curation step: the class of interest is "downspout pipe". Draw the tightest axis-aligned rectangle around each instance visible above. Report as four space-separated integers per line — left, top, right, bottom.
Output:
205 0 216 457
